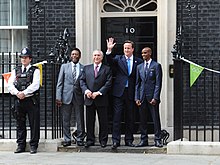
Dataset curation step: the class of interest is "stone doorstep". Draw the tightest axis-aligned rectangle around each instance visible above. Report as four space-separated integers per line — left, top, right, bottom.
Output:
0 137 167 154
58 145 167 154
0 134 169 153
167 140 220 155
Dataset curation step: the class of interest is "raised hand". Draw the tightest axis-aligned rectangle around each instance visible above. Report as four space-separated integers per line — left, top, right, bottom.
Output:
106 37 116 52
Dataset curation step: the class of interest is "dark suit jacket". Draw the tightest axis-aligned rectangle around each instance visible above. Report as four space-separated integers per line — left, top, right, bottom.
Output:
135 60 162 103
56 62 84 105
106 54 142 100
80 64 112 106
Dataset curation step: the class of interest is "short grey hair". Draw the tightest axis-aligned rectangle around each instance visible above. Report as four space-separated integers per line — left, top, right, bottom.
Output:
92 49 103 57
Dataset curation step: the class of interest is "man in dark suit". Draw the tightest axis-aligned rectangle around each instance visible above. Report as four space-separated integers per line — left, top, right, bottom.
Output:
106 38 143 149
135 47 163 148
80 49 112 148
56 48 86 147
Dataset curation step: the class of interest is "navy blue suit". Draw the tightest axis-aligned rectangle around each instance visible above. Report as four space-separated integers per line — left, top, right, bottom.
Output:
106 54 142 144
135 60 162 142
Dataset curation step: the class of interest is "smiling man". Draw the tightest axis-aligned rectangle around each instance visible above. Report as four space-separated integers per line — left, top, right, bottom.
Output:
105 38 143 149
135 47 163 148
80 49 112 148
56 48 86 147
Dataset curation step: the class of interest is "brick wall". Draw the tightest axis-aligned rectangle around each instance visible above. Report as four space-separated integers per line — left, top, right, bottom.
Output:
28 0 76 61
177 0 220 128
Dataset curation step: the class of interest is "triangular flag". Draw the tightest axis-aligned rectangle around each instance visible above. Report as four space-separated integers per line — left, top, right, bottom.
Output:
2 72 11 83
34 63 43 86
190 63 204 87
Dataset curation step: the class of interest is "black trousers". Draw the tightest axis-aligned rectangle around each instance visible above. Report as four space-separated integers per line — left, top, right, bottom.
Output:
139 100 161 141
112 89 135 144
86 103 108 144
15 97 40 149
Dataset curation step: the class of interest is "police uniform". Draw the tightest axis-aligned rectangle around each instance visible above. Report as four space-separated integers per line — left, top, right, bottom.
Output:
7 47 40 154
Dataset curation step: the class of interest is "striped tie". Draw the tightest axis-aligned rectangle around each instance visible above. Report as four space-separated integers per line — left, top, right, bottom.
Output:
73 64 77 83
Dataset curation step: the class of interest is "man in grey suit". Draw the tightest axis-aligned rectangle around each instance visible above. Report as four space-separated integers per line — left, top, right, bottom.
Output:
80 49 112 148
135 47 163 148
56 48 85 147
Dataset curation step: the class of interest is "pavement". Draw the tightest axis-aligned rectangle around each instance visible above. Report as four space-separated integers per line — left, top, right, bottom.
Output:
1 151 220 165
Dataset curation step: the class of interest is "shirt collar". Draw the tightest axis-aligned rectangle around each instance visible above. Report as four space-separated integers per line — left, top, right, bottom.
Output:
22 64 31 71
71 62 79 67
145 58 152 66
125 55 133 61
94 63 102 68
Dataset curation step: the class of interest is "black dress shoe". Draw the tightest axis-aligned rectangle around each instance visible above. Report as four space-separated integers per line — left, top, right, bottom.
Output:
14 148 25 153
30 147 37 154
84 142 94 148
111 142 120 149
77 141 84 146
101 143 107 148
155 140 163 148
62 141 71 147
125 142 135 147
135 141 148 147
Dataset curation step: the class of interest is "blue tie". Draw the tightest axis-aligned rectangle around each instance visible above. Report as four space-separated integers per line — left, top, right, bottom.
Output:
127 58 131 75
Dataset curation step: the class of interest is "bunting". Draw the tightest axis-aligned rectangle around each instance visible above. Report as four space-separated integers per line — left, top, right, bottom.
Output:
190 63 204 87
180 57 220 87
2 72 11 83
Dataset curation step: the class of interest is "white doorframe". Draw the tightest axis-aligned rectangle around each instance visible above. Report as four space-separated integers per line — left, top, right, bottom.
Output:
75 0 176 140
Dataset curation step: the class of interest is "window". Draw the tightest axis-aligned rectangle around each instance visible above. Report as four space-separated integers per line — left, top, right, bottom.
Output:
101 0 157 13
0 0 28 88
0 0 28 53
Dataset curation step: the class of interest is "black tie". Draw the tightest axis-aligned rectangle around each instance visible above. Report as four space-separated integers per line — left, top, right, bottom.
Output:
23 67 27 73
145 63 148 77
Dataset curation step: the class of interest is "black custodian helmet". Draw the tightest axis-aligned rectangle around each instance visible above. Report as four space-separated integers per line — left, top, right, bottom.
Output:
20 47 32 58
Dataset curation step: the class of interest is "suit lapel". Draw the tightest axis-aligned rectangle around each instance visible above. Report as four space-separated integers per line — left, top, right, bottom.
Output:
89 64 95 78
67 63 73 80
118 55 128 75
139 63 145 80
145 61 155 81
131 57 138 75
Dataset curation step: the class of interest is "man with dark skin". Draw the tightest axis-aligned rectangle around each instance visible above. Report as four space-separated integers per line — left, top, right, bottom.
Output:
56 48 85 147
135 47 163 148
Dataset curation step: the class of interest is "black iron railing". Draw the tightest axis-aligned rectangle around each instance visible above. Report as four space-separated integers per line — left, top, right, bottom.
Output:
0 52 62 139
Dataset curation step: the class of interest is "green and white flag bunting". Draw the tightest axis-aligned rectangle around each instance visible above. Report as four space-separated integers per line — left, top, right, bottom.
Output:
190 63 204 87
180 57 220 87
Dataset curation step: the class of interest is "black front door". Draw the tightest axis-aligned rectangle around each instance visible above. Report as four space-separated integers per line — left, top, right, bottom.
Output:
101 17 157 134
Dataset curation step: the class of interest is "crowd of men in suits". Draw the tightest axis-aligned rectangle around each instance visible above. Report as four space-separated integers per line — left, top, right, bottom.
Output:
56 37 163 150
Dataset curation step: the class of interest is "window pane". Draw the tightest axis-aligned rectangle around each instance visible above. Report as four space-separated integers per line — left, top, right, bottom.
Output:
0 30 27 53
12 0 27 25
13 29 27 52
0 0 10 26
0 30 11 52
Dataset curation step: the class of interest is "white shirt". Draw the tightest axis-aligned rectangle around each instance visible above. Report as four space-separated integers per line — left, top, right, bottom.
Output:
144 58 152 69
8 64 40 97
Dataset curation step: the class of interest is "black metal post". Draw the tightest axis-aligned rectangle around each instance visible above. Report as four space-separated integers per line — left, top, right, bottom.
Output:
173 59 183 140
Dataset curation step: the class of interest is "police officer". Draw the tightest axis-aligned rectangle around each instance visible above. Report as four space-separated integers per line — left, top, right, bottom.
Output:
8 47 40 154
